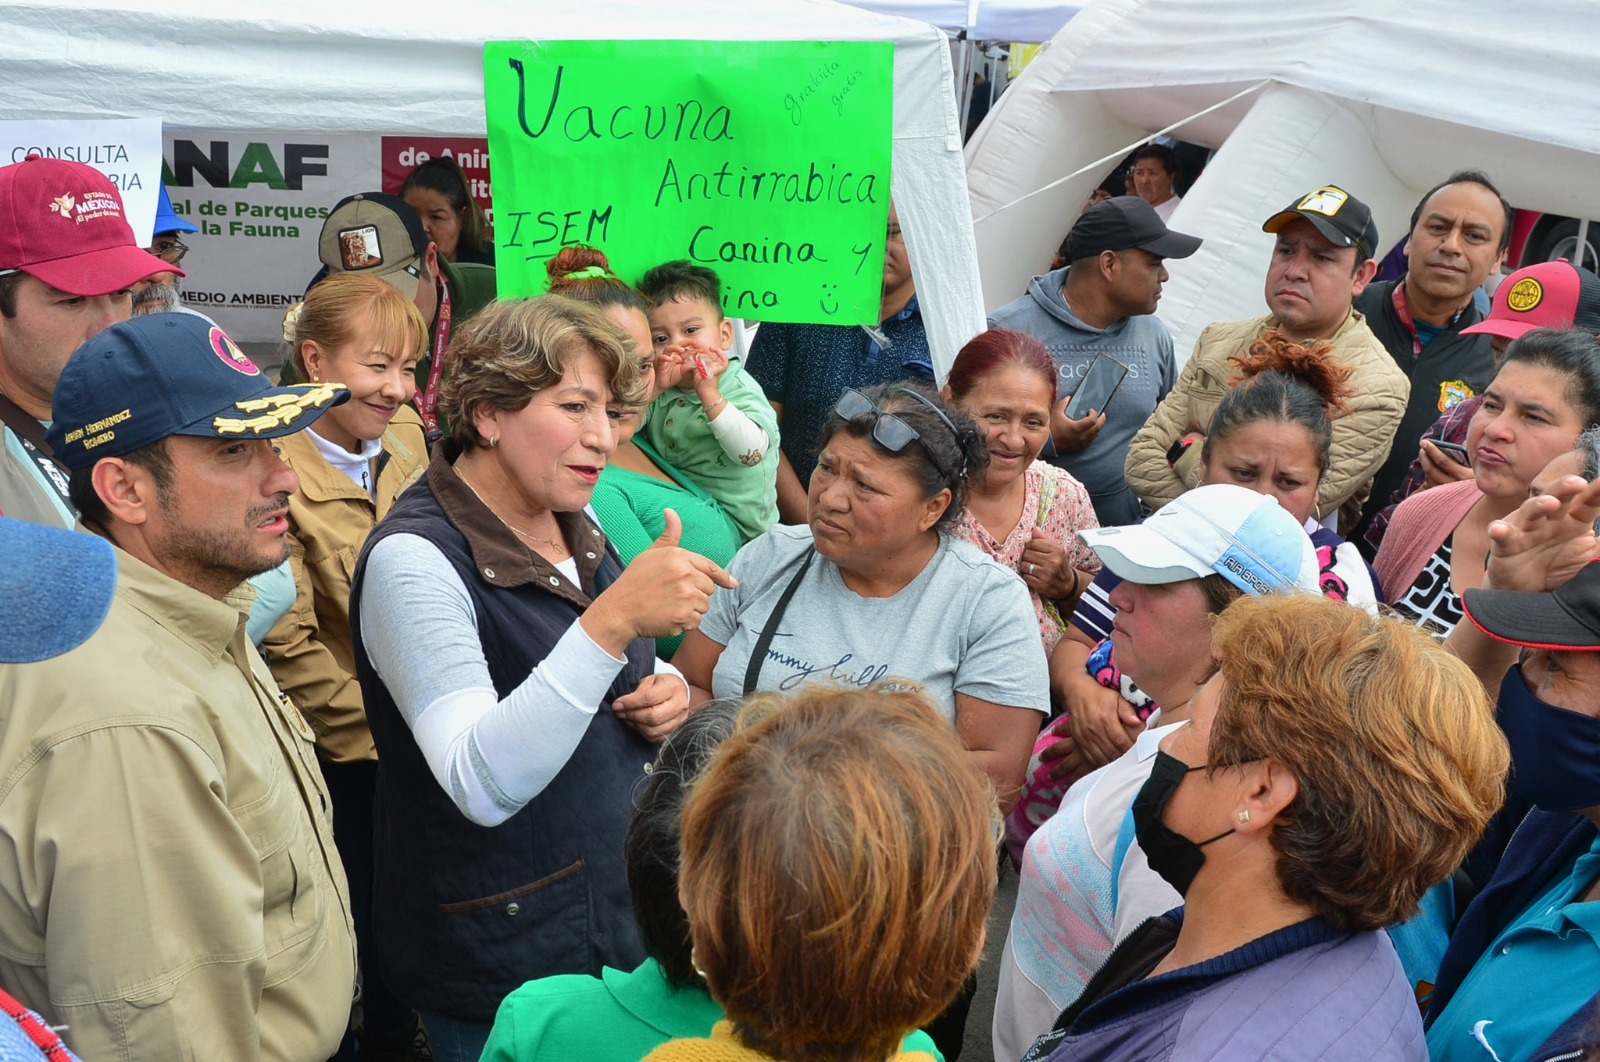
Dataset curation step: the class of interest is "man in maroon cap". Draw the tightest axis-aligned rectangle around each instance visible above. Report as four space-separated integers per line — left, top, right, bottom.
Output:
0 156 178 527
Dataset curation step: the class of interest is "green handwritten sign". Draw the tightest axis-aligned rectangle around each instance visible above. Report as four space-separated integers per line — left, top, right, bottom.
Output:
484 40 893 325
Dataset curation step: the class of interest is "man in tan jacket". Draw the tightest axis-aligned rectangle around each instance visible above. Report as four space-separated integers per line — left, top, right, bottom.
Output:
0 313 356 1060
1126 186 1410 528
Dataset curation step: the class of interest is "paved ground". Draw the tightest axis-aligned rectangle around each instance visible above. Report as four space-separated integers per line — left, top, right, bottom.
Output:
962 860 1019 1062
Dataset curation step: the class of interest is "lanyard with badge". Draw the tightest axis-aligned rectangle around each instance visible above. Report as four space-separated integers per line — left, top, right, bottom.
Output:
0 390 72 507
414 282 453 442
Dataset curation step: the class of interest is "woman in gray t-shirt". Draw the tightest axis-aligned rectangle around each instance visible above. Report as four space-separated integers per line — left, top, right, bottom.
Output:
674 382 1049 813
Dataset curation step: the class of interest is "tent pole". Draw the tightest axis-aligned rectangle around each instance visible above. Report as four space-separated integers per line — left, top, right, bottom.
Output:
954 32 975 138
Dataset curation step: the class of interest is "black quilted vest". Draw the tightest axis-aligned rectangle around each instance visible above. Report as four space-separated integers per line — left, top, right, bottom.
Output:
350 458 652 1022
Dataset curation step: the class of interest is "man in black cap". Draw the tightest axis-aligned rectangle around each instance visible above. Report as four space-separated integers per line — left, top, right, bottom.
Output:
1126 184 1409 528
1423 470 1600 1062
0 314 357 1059
989 195 1203 526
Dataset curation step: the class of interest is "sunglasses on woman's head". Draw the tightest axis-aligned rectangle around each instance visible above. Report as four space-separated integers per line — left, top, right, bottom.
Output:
833 388 964 479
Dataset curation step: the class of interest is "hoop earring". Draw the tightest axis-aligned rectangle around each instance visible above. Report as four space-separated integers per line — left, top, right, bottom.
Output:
489 434 499 449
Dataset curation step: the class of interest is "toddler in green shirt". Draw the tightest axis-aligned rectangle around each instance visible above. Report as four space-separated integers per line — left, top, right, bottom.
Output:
638 261 780 541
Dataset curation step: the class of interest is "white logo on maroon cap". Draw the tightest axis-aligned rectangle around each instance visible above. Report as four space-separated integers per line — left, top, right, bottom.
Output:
70 192 122 226
49 194 75 217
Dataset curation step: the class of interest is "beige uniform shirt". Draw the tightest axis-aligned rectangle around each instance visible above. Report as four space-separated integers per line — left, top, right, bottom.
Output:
0 548 356 1060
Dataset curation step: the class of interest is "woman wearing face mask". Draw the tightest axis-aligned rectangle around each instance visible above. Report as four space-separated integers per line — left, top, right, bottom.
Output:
991 484 1323 1061
260 272 431 1058
944 329 1101 654
1013 334 1378 853
547 247 742 659
1421 446 1600 1062
1024 594 1508 1062
1377 328 1600 636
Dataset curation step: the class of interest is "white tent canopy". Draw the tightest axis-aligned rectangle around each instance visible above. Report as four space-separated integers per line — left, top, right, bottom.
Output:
0 0 985 374
840 0 1080 43
966 0 1600 360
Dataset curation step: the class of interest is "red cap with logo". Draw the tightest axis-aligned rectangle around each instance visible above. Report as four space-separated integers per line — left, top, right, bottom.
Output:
0 157 181 296
1463 259 1600 342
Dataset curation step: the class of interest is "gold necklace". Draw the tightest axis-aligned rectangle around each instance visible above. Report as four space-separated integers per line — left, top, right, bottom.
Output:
455 464 569 555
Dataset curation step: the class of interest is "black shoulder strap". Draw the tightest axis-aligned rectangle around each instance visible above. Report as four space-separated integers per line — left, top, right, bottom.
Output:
743 546 816 695
0 391 65 470
0 390 73 507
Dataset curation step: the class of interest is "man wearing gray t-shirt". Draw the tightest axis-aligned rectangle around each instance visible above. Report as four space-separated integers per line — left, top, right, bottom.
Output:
989 196 1201 525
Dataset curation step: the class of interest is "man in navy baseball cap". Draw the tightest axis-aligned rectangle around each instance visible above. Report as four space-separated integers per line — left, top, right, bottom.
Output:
48 312 347 593
0 312 360 1057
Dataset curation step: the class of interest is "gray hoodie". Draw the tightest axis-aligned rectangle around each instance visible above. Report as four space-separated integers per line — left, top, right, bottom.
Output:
989 265 1176 525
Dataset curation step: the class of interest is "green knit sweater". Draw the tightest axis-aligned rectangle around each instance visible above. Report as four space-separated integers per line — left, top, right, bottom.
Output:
589 437 742 659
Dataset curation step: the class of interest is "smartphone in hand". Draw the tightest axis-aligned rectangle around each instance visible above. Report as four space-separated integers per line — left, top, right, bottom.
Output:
1431 440 1471 466
1064 353 1130 421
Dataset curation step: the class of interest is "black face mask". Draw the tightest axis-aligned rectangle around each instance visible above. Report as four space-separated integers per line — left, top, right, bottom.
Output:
1499 663 1600 812
1132 749 1236 896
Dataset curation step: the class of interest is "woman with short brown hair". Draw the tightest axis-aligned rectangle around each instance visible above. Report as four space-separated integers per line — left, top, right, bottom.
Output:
351 295 735 1060
646 685 998 1062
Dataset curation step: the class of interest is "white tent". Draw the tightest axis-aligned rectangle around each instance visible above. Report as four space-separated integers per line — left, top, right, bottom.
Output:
0 0 984 373
840 0 1080 43
966 0 1600 360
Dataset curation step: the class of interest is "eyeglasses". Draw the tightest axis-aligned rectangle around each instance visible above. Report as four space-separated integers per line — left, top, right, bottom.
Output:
150 238 189 265
833 387 966 479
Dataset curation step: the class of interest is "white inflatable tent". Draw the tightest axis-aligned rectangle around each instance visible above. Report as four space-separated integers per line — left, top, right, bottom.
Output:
966 0 1600 362
0 0 985 374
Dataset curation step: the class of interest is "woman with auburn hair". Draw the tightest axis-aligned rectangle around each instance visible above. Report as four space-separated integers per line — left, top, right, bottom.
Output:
645 685 998 1062
1025 594 1508 1061
350 295 737 1061
944 328 1100 655
548 246 741 659
482 697 947 1062
260 271 430 1058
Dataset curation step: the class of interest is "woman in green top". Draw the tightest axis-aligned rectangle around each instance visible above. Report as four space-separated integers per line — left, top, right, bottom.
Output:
548 247 742 657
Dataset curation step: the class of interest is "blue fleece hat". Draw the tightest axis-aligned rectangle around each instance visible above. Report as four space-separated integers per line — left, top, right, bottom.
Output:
0 519 117 662
153 184 198 236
